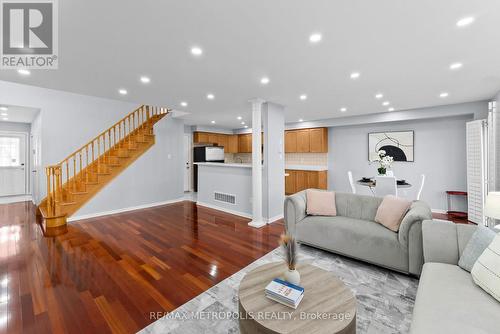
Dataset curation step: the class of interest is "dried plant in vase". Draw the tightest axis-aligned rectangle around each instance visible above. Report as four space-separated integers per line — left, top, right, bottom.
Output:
280 234 300 285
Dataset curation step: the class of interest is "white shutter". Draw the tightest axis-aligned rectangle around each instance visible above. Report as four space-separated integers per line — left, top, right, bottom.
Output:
466 120 487 225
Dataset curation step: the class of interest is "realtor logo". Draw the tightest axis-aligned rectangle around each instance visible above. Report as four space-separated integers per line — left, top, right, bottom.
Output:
1 0 58 69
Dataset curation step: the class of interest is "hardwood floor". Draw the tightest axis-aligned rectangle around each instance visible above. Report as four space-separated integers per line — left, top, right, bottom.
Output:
0 201 284 333
431 212 475 224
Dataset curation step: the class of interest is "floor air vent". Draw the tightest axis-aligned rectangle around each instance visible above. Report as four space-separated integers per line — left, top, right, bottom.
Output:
214 192 236 204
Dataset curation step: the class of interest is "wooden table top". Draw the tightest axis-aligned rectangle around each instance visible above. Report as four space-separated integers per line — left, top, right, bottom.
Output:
238 262 356 334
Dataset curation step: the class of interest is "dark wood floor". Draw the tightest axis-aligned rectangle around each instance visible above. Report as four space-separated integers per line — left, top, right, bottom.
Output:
431 212 475 224
0 201 284 334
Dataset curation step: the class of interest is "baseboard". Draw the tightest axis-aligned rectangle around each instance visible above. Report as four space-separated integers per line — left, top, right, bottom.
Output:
266 214 284 224
431 209 448 214
0 194 32 204
68 198 185 222
196 201 253 219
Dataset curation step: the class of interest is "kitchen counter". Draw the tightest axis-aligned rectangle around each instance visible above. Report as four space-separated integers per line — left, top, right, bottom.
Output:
285 165 328 171
195 162 253 168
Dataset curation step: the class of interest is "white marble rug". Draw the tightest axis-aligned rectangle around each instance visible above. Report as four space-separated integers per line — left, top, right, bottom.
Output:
139 244 419 334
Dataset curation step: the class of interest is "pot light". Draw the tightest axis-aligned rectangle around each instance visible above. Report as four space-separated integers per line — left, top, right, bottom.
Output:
340 107 347 112
244 125 248 128
449 62 463 70
440 92 449 98
241 121 245 125
260 77 270 85
388 107 395 112
350 72 360 79
456 16 475 27
1 118 8 121
17 69 30 75
309 33 322 43
375 93 383 99
0 113 7 116
118 89 128 95
207 93 215 100
211 120 216 124
382 101 390 106
180 102 188 107
299 119 304 122
237 116 242 120
0 107 7 111
191 47 203 56
299 94 307 100
140 76 150 83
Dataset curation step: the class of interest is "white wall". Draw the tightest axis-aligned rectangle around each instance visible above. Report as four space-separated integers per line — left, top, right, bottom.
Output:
328 115 473 211
0 80 184 216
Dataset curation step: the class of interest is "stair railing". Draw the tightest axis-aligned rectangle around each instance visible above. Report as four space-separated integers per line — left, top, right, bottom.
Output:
45 105 169 215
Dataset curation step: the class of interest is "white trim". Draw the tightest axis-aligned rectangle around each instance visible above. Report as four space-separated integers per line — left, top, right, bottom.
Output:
0 194 32 204
68 198 185 222
266 214 284 224
196 201 252 219
431 209 448 214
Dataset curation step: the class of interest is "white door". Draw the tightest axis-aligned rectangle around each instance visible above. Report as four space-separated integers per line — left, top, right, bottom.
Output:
0 133 27 196
184 134 191 191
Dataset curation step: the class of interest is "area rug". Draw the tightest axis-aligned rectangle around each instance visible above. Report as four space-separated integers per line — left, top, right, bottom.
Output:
139 244 419 334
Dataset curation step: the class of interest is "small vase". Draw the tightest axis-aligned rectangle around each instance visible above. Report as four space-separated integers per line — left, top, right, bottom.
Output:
377 167 386 175
284 268 301 285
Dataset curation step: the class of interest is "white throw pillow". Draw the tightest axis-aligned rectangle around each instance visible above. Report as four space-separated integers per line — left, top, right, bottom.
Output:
471 234 500 303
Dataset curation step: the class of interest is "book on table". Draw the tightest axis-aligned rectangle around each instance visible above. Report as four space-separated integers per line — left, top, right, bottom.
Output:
264 278 304 309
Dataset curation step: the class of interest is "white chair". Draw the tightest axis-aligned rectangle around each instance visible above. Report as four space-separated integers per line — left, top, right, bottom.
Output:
375 176 398 197
347 171 356 194
416 174 426 200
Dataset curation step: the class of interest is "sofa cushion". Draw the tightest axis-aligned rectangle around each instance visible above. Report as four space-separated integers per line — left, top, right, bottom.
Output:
306 189 337 216
458 226 496 272
375 195 411 232
410 263 500 334
296 216 408 272
335 192 383 221
471 234 500 302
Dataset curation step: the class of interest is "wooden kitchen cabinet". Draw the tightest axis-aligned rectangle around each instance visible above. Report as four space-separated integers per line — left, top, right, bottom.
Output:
285 169 327 195
309 128 328 153
216 134 228 151
296 130 310 153
208 133 218 145
227 135 239 153
193 132 209 143
285 131 297 153
238 134 252 153
285 170 296 195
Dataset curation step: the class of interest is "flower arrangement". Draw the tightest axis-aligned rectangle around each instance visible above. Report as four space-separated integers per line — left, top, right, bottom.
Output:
371 150 394 175
280 234 297 270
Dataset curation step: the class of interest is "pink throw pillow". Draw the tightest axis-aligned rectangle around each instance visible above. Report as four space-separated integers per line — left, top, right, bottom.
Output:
306 189 337 216
375 195 411 232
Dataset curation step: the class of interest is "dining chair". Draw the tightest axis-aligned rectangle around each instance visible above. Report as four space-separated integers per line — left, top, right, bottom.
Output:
347 171 356 194
374 176 398 197
416 174 426 200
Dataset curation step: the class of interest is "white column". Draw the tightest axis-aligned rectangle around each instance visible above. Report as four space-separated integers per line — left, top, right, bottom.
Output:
248 98 266 228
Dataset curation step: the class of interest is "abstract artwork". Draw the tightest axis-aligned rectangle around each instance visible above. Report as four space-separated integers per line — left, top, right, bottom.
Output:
368 131 414 162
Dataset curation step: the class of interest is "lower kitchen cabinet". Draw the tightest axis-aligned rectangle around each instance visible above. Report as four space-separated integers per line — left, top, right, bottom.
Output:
285 169 327 195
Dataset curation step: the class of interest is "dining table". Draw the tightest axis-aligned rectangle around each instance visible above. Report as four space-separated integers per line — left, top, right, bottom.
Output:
356 179 412 189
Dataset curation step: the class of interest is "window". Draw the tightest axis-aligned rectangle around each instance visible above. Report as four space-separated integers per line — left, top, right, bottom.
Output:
0 136 20 167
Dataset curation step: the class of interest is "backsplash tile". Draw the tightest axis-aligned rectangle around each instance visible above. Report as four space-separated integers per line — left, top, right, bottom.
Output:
225 152 327 166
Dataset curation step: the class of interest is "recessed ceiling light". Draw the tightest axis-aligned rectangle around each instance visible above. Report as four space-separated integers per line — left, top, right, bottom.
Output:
211 120 216 124
309 33 322 43
260 77 270 85
17 69 30 76
299 119 304 122
241 121 245 125
0 113 7 116
456 16 475 27
1 117 8 121
0 107 7 111
449 62 463 70
440 92 449 98
118 89 127 95
237 116 242 120
299 94 307 100
207 93 215 100
191 47 203 56
375 93 383 99
350 72 360 79
340 107 347 112
180 101 188 107
388 107 395 112
382 101 390 106
244 125 248 128
140 76 150 83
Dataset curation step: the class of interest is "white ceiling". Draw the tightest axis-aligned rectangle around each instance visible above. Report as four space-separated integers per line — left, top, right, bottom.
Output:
0 0 499 129
0 104 39 123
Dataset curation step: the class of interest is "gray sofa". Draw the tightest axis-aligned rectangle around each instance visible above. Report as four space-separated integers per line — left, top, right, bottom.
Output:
284 191 432 276
410 220 500 334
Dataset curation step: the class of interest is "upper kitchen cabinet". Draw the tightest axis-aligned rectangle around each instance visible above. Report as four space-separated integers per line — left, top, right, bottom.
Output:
227 135 239 153
238 133 252 153
284 128 328 153
193 132 209 143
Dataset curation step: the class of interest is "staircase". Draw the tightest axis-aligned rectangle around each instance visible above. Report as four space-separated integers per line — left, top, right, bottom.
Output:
38 105 170 232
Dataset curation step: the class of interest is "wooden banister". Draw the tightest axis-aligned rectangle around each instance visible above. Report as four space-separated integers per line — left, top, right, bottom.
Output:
44 105 170 215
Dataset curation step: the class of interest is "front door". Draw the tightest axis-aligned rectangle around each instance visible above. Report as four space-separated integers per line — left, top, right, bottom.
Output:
0 133 27 196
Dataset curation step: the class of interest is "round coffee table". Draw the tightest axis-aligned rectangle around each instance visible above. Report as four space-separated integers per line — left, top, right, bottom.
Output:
238 262 356 334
